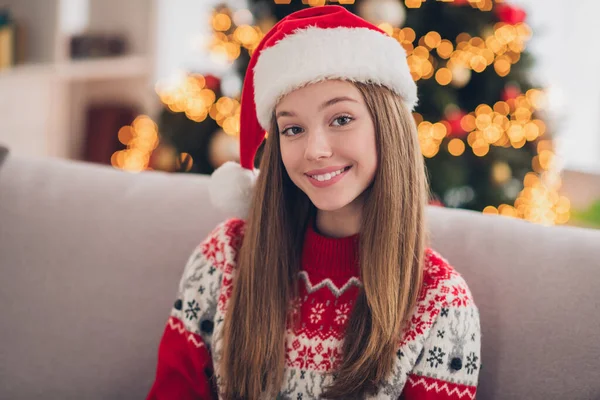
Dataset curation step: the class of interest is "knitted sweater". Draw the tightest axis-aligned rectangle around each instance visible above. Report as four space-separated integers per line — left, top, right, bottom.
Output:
147 219 481 399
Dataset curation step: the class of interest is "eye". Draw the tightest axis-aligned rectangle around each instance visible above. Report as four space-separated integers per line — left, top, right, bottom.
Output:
332 115 353 127
281 126 304 137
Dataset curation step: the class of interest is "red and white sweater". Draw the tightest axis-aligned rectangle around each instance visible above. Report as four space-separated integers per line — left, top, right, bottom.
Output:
147 219 481 399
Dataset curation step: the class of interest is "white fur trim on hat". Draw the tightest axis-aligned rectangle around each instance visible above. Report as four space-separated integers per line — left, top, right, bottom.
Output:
253 26 417 130
209 161 259 219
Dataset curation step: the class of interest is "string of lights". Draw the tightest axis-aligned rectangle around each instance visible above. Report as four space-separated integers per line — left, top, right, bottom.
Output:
112 0 570 225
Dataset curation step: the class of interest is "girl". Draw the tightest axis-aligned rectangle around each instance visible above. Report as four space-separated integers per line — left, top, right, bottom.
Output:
148 5 480 400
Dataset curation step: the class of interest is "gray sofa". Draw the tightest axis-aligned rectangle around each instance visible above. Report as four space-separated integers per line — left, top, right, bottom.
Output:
1 149 599 400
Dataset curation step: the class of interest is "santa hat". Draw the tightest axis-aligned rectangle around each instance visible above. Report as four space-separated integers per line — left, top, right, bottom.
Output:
209 5 417 218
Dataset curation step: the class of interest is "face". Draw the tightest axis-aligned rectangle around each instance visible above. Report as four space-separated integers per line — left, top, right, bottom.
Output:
276 80 378 214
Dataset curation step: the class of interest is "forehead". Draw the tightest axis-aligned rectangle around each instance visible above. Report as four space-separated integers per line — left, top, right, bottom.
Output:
275 79 363 111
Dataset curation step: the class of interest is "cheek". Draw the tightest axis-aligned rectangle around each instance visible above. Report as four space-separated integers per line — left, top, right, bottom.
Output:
345 125 378 170
280 141 300 172
364 133 378 172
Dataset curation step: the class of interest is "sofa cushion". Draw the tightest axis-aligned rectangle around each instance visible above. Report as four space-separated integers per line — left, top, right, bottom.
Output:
0 154 228 399
427 206 600 400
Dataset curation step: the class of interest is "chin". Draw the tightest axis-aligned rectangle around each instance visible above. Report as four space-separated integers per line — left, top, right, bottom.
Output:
308 195 353 212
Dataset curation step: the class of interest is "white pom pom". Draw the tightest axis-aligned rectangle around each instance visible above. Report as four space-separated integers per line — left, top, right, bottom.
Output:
209 161 258 219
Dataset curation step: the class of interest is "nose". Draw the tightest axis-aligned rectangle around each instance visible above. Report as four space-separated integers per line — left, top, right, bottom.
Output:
304 128 333 161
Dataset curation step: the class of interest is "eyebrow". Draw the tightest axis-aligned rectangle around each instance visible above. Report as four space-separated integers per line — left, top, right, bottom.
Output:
275 96 359 119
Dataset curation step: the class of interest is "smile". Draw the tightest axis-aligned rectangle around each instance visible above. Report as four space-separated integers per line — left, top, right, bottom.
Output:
305 166 352 188
308 166 349 181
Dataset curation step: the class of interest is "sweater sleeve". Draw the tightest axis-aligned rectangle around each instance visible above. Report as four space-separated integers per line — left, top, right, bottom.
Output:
401 271 481 400
147 219 244 400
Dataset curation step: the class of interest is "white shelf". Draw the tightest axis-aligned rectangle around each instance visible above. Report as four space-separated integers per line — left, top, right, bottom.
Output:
0 63 55 79
0 55 150 82
56 55 150 81
0 0 157 161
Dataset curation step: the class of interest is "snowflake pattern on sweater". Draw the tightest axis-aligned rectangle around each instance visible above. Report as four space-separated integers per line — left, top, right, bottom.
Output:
147 219 481 400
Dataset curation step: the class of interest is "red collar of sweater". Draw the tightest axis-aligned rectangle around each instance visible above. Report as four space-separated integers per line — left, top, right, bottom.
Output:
301 221 360 279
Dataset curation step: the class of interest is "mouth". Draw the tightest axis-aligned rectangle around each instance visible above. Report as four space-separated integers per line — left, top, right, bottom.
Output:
305 166 352 183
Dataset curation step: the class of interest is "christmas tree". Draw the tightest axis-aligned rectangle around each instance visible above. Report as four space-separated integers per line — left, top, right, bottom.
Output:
118 0 569 225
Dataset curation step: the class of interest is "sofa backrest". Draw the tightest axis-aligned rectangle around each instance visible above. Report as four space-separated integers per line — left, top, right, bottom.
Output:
0 153 599 399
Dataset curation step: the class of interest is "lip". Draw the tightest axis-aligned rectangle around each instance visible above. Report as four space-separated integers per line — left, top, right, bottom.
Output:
305 165 351 188
305 165 350 176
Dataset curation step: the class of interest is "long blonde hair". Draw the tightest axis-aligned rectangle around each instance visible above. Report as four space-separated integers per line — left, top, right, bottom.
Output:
220 82 429 399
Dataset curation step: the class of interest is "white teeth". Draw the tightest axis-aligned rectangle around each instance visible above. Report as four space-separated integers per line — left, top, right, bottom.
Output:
310 167 347 182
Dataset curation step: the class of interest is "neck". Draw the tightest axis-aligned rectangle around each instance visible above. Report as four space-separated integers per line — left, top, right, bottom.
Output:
315 197 363 238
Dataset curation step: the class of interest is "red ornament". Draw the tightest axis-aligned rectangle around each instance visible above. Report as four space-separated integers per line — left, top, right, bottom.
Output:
429 198 445 207
450 0 470 6
445 109 468 138
501 85 521 101
203 74 222 91
495 3 527 25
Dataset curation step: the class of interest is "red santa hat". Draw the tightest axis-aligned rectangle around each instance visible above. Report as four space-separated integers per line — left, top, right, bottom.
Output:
210 5 418 218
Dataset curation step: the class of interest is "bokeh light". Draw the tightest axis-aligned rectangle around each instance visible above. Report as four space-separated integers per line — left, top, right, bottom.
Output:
111 115 159 172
